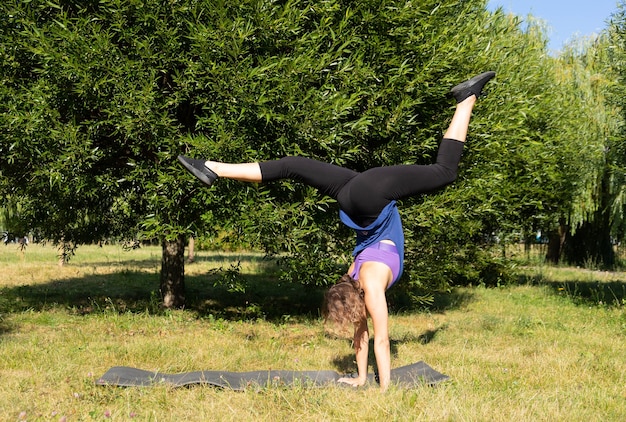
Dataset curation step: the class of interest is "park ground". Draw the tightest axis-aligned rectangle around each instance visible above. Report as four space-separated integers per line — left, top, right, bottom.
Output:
0 243 624 421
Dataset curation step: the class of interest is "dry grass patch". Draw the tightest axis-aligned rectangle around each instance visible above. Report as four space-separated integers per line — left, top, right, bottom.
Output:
1 244 625 420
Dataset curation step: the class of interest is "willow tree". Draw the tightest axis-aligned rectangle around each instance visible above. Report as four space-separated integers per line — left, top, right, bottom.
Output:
3 0 614 310
1 0 231 307
560 1 626 268
399 7 609 287
549 33 623 268
2 0 511 307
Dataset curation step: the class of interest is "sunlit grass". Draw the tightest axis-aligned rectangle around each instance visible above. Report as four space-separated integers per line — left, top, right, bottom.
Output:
0 243 624 421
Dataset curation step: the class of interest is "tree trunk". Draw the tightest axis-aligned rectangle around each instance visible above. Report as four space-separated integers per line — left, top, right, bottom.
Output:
546 219 567 264
564 218 614 269
563 171 615 269
187 236 195 263
160 235 186 309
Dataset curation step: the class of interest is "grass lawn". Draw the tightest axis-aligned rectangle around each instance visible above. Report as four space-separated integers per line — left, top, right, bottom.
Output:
0 243 624 421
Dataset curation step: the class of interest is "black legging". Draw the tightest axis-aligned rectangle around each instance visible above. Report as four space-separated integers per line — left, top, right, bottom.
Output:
259 138 464 226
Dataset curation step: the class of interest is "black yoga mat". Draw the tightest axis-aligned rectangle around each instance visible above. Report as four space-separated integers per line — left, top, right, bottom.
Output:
96 361 449 390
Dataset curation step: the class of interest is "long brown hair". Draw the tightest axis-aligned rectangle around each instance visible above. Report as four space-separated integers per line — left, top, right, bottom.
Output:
322 274 366 333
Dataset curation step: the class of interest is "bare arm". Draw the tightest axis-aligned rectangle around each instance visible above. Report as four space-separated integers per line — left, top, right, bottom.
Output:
338 318 369 386
366 286 390 390
359 261 393 390
337 260 392 390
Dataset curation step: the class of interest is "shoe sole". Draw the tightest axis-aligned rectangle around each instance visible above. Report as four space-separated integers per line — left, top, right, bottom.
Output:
450 71 496 98
177 155 214 187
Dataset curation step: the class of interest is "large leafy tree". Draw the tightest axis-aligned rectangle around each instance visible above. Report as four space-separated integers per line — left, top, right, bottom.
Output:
563 1 626 268
2 0 506 306
1 0 221 306
399 8 610 287
3 0 619 309
554 33 623 268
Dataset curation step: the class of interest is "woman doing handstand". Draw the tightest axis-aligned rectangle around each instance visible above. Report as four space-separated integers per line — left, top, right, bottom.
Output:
178 71 495 390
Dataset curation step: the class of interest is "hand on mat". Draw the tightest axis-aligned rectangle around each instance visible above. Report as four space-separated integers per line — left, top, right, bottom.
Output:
337 376 366 387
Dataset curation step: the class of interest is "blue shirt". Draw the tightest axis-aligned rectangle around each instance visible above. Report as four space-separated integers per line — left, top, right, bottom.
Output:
339 200 404 281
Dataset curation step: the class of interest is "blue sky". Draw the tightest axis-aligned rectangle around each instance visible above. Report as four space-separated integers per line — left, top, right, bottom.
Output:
487 0 620 52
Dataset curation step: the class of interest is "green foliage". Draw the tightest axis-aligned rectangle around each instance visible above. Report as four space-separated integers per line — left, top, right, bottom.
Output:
395 8 567 289
604 2 626 242
1 0 624 302
1 0 202 245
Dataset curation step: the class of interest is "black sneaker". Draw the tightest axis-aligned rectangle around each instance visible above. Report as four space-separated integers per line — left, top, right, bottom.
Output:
177 155 218 187
450 71 496 103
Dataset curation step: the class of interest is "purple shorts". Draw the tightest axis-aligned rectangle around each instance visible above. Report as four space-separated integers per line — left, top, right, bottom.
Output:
349 242 401 289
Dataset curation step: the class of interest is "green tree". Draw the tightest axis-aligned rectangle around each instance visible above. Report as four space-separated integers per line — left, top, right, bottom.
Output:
1 0 218 306
2 0 507 306
3 0 619 309
554 33 623 268
399 8 608 288
565 1 626 268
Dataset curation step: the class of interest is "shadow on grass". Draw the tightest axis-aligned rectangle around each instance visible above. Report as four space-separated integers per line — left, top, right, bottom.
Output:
0 266 474 338
0 272 474 319
75 253 269 270
0 270 326 321
519 274 626 307
330 326 448 374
